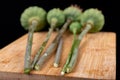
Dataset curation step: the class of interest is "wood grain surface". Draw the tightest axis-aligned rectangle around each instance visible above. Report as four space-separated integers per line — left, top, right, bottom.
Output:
0 31 116 80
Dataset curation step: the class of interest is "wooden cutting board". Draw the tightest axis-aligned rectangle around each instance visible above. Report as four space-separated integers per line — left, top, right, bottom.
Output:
0 31 116 80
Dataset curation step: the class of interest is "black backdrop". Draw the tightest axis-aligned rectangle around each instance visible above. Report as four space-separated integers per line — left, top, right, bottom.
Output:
0 0 118 79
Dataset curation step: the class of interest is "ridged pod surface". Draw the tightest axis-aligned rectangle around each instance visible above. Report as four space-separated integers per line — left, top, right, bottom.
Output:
20 6 47 31
47 8 65 27
81 8 105 32
63 5 82 22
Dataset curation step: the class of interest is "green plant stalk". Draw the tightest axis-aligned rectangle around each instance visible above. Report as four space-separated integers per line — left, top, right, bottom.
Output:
31 28 53 69
54 37 63 67
78 23 92 41
35 33 61 70
31 18 57 69
66 39 79 73
24 20 38 74
35 18 72 70
61 40 76 75
58 19 72 36
66 23 92 73
61 29 77 75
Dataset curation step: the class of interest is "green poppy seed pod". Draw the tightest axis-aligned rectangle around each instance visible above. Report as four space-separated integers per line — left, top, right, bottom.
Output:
69 22 82 34
47 8 65 27
63 5 82 22
20 6 47 31
81 8 105 32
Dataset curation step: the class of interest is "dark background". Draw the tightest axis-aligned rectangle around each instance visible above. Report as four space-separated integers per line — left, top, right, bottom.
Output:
0 0 118 79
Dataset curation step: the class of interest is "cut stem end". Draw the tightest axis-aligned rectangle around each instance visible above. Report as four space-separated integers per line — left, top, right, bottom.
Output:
54 63 59 67
24 68 31 74
66 68 71 73
61 71 65 75
34 65 40 70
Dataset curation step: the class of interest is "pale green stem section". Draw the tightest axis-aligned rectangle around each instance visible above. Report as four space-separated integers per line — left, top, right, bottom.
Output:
35 19 72 70
61 29 77 75
66 39 79 73
35 33 61 70
31 28 53 69
61 39 76 75
24 20 38 74
31 18 57 69
58 19 72 36
54 37 63 67
66 24 92 73
78 24 92 42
